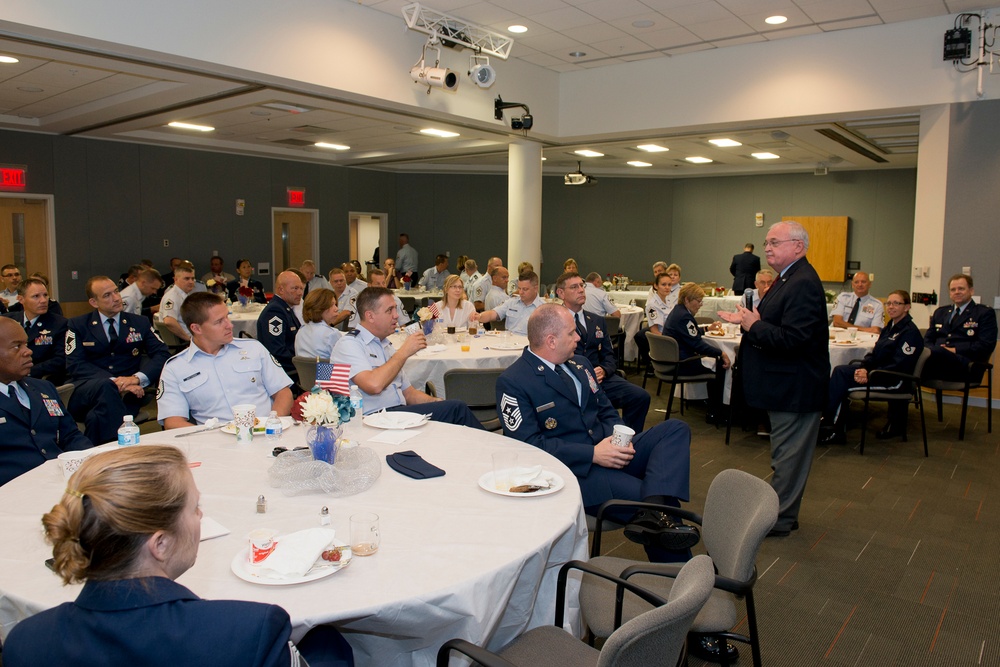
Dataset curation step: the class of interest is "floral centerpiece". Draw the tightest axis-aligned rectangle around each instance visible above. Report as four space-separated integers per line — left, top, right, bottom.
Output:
292 388 354 464
416 306 436 335
237 285 254 308
205 278 227 296
402 274 412 291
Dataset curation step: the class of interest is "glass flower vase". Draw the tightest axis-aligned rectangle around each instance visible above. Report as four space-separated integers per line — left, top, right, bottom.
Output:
307 423 342 464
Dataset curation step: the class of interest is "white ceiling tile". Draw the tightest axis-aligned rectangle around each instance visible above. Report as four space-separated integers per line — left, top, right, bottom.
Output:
444 3 520 25
820 16 884 31
640 0 710 11
740 7 812 29
685 16 755 40
716 0 795 13
875 5 949 22
484 18 554 39
608 12 679 34
516 51 572 66
502 0 569 14
636 25 702 49
868 0 941 11
546 61 586 71
794 0 878 24
945 0 989 11
620 50 671 61
515 31 580 51
531 5 606 30
709 34 767 47
590 34 661 57
560 22 630 43
654 1 737 24
577 57 626 67
664 42 718 55
762 24 824 40
577 0 655 21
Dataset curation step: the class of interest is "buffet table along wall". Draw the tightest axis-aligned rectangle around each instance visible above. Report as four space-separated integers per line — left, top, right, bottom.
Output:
0 422 588 667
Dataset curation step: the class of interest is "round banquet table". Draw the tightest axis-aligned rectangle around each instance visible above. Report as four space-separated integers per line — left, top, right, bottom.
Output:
0 421 588 667
227 306 263 337
607 289 648 306
691 330 879 403
617 304 643 362
388 330 527 398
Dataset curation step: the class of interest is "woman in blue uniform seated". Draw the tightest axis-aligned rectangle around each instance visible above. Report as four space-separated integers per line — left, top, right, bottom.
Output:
295 288 344 361
821 290 924 443
663 283 730 423
4 446 353 667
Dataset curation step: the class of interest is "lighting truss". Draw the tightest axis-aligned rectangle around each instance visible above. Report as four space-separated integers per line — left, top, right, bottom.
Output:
402 3 513 59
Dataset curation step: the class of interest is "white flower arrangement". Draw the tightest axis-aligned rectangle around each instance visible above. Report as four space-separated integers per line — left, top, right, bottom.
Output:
300 390 343 426
416 306 433 322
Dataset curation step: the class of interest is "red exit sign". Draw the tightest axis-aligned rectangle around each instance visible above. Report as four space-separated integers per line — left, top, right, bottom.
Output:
287 187 305 207
0 165 26 191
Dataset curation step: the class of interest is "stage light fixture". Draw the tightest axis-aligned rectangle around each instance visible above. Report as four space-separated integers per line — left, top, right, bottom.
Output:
468 55 496 88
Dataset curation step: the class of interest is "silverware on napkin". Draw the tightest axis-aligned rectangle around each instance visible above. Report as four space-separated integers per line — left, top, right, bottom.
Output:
174 423 227 438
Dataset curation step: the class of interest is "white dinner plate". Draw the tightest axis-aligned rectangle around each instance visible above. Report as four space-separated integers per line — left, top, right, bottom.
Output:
221 416 294 435
363 411 429 429
230 541 351 586
831 341 858 346
705 334 737 340
489 342 526 350
478 469 565 497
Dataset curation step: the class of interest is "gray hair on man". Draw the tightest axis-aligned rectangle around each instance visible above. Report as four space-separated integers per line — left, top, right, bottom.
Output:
772 220 810 251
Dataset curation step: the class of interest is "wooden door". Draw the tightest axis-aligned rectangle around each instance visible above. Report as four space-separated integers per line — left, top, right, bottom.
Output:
0 197 49 276
272 210 315 274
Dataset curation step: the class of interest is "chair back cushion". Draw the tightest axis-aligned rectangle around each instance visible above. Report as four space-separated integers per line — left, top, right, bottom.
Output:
702 469 778 582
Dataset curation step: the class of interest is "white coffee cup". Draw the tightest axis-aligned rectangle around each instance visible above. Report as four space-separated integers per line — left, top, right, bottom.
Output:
232 404 257 443
58 450 91 480
611 425 635 448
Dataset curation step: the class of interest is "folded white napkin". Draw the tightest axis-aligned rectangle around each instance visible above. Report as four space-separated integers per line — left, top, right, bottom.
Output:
256 528 336 580
510 465 555 488
368 430 421 445
417 344 448 356
200 515 230 541
372 412 429 429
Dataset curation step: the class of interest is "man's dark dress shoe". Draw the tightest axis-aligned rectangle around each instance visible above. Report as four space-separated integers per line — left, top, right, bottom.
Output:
820 429 846 445
876 423 905 440
623 510 701 551
688 633 740 663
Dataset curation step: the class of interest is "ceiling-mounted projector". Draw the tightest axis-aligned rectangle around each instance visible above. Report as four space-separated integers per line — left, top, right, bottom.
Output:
564 162 597 186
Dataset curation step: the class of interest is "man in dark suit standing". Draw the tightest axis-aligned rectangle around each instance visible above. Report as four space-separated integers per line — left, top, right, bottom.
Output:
555 271 649 432
0 318 91 486
65 276 170 444
721 222 829 536
729 243 761 295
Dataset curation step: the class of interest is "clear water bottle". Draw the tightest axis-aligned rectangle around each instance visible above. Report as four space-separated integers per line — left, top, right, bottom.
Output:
118 415 140 446
349 386 364 425
264 410 283 441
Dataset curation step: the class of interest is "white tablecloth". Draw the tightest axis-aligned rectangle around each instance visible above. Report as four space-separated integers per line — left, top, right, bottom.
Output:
0 422 588 667
388 331 527 398
617 305 643 362
698 331 878 403
156 305 263 338
607 289 649 306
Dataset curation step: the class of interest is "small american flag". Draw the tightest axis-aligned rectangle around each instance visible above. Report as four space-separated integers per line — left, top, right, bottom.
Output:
428 302 441 319
316 362 351 395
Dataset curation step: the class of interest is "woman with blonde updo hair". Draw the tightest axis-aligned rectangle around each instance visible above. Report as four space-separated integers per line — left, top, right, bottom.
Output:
4 446 354 667
294 288 343 360
434 274 478 328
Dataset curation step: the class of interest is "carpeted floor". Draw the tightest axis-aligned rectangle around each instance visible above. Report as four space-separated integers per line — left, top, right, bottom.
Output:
595 376 997 666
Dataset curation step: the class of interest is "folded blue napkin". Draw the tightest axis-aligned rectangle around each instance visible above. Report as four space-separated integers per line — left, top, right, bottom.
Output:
386 450 445 479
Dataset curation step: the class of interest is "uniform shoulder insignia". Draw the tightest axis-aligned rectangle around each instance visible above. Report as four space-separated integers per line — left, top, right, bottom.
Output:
500 393 523 431
270 354 283 367
902 342 915 355
163 299 174 310
156 379 165 399
347 329 360 337
686 321 698 337
268 316 283 336
65 330 77 355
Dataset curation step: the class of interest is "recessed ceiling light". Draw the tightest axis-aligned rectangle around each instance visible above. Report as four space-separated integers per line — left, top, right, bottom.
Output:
315 142 350 150
0 55 19 64
569 51 587 58
632 19 655 28
17 86 43 93
420 128 460 138
575 149 604 157
765 15 787 25
167 121 214 132
637 144 669 152
686 156 713 164
627 161 652 167
709 138 741 147
752 152 780 160
508 25 528 34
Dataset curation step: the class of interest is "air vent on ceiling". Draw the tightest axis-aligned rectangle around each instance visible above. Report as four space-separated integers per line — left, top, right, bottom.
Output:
290 125 334 134
272 138 314 147
814 128 888 163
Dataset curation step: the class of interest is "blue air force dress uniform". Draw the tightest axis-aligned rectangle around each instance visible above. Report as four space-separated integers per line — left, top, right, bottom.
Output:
826 314 924 423
922 301 998 381
157 339 293 425
2 311 68 384
331 327 484 429
2 577 354 667
0 377 91 487
832 293 884 328
570 309 649 433
225 278 267 304
256 295 300 380
663 304 727 416
490 295 547 336
496 349 691 511
65 312 169 444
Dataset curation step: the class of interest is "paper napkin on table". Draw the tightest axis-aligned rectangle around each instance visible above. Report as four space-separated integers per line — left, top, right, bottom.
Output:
256 528 336 580
416 344 448 356
510 466 555 488
199 516 230 541
369 412 429 429
368 429 421 445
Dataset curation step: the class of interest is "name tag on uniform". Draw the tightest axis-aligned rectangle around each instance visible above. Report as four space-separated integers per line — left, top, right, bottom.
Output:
43 399 63 417
0 417 6 424
536 401 555 413
83 341 95 346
